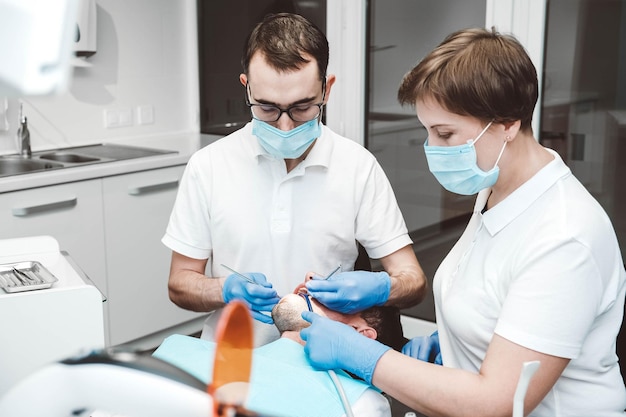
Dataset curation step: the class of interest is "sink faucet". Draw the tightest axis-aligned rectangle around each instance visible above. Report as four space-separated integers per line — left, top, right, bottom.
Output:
17 106 31 158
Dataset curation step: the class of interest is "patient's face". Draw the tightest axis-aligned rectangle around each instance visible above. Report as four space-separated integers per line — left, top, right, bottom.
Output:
271 285 365 333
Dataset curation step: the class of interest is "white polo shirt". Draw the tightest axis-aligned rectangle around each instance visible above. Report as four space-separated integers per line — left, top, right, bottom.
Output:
434 149 626 416
163 122 412 343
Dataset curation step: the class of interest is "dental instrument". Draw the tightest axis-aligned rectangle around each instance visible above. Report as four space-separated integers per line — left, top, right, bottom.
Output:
300 291 313 312
311 264 341 280
298 291 355 417
221 264 260 285
12 267 40 284
325 265 341 279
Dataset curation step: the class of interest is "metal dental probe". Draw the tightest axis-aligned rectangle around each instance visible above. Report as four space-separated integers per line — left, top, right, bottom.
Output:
324 264 341 279
13 267 40 284
311 264 341 280
220 264 261 286
12 267 31 285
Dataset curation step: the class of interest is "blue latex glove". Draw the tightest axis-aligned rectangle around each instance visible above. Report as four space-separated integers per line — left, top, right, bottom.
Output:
300 310 391 384
222 272 280 324
305 270 391 314
402 330 442 365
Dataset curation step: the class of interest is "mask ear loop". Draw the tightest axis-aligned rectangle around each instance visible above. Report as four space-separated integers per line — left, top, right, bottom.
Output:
317 77 327 123
470 121 507 170
492 138 508 170
469 121 494 146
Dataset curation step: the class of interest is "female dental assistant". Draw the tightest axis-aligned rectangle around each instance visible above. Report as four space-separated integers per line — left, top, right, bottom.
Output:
300 27 626 417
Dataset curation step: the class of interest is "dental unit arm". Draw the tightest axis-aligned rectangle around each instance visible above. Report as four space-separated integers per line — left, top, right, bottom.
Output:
0 348 214 417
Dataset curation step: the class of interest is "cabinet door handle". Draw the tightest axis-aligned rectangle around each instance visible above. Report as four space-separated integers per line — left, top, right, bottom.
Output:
127 180 179 196
12 196 78 217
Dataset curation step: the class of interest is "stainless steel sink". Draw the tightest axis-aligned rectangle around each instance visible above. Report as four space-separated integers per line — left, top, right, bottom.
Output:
0 158 64 176
39 152 100 163
0 143 177 178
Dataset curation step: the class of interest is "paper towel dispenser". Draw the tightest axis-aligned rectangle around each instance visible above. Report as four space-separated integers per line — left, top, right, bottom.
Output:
74 0 96 58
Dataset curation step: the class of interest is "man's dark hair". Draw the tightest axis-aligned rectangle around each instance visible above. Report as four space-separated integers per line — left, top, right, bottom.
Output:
361 306 408 352
242 12 328 81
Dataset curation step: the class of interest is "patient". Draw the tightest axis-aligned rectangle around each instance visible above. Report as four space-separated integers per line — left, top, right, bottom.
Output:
153 290 407 417
275 283 408 349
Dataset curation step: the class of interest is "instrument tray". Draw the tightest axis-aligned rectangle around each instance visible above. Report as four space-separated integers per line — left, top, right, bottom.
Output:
0 261 58 293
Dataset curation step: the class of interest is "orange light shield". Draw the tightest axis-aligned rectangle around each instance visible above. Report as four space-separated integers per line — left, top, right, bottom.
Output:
209 301 254 416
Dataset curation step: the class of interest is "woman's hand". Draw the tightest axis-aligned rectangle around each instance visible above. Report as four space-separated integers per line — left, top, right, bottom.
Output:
300 310 390 384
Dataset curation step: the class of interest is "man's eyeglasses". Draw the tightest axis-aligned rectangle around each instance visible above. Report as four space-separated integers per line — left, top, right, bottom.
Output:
245 83 325 123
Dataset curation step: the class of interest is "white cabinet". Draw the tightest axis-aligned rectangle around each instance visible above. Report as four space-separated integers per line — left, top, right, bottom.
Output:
0 179 108 304
102 166 204 346
0 165 203 347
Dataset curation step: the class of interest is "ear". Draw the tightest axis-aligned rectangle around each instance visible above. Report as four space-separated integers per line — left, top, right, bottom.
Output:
239 73 247 87
502 120 521 141
358 326 378 341
322 74 337 105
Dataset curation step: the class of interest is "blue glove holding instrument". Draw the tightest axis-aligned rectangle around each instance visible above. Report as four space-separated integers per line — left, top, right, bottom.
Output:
305 270 391 314
402 330 442 365
222 272 280 324
300 310 391 384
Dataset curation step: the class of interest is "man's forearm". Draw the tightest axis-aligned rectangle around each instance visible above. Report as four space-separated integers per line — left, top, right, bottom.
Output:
168 269 227 312
387 265 427 309
381 245 428 309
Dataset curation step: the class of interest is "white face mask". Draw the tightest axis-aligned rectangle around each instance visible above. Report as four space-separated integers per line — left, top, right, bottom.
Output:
252 118 321 159
423 121 507 195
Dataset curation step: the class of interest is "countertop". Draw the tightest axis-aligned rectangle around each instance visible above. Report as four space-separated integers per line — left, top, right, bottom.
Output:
0 132 222 193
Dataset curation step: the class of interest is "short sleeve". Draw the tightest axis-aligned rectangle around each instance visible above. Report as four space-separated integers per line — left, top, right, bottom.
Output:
495 239 603 359
162 154 213 259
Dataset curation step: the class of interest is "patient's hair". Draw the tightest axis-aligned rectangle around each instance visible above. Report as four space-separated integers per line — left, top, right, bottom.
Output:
361 306 408 352
272 297 307 333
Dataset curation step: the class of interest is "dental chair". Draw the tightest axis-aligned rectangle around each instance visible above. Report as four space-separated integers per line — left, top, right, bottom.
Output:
0 301 270 417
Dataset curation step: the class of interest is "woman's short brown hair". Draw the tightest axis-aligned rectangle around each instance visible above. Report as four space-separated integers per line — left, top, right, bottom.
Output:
397 27 538 132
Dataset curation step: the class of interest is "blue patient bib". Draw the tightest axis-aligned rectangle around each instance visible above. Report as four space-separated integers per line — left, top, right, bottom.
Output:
153 334 373 417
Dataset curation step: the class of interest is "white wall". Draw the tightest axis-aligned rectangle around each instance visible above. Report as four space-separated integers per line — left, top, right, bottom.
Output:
0 0 199 155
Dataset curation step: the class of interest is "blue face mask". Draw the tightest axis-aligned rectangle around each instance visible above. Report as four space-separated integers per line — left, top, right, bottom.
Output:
252 118 321 159
423 121 507 195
